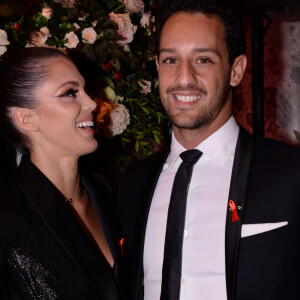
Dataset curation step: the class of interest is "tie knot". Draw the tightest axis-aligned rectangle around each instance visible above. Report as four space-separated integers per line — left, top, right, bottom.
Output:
180 149 202 165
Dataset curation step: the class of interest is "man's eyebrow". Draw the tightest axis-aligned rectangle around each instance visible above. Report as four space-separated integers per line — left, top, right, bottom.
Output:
193 48 221 58
159 47 221 58
159 48 177 55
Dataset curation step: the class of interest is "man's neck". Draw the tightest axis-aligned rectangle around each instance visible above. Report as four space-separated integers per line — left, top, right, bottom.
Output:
173 114 233 149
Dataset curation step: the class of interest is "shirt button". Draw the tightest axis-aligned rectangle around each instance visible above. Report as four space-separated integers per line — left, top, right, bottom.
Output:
181 278 187 285
183 230 188 237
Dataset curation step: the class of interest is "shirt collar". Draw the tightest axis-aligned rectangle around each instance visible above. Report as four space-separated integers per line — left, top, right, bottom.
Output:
166 116 239 169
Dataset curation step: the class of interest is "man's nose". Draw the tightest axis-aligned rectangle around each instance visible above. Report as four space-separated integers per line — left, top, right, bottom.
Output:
175 61 198 87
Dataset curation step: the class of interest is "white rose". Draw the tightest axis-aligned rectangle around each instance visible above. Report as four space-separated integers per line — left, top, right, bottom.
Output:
41 7 53 20
140 12 151 29
64 31 80 49
82 27 97 44
0 29 10 56
123 0 144 13
138 79 152 94
108 103 130 136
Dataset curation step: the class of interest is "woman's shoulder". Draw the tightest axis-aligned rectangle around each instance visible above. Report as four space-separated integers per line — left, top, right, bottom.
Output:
0 181 23 211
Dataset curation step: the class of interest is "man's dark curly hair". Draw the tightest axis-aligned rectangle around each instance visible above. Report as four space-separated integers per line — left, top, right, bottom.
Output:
154 0 246 64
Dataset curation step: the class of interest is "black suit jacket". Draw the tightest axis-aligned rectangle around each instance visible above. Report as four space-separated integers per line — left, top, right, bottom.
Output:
119 127 300 300
0 156 129 300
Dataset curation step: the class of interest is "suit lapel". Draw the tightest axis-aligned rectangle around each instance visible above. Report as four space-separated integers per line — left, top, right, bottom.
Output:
134 148 170 299
15 157 115 298
81 172 123 277
225 128 254 300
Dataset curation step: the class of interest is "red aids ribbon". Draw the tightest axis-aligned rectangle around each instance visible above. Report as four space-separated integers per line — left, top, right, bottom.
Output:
229 200 239 222
120 237 125 256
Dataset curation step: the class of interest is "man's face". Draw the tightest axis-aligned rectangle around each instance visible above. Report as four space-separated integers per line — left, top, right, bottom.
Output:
157 12 234 131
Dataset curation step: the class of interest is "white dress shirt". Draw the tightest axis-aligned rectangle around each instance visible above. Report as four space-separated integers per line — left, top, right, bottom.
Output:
143 116 239 300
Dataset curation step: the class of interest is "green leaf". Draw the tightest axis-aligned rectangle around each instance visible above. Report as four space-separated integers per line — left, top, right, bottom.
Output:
152 130 161 135
140 141 150 146
135 141 140 153
58 22 74 32
104 0 121 10
122 137 131 143
158 115 161 124
136 131 145 136
141 107 150 114
34 13 47 26
154 135 161 145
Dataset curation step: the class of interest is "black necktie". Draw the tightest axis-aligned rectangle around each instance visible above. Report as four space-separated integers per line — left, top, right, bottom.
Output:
160 149 202 300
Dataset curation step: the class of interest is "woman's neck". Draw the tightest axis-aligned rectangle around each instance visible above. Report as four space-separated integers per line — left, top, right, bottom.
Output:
30 152 81 202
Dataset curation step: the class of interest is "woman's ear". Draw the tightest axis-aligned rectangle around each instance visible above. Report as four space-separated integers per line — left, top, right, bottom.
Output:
155 55 159 71
230 54 247 87
13 108 38 132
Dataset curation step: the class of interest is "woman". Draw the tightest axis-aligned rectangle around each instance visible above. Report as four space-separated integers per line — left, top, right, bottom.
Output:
0 47 129 299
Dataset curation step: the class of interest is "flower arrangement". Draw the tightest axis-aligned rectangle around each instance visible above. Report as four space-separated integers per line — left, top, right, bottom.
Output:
0 0 168 171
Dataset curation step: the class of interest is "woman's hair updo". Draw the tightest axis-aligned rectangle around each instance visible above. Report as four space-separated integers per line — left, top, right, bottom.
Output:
0 47 67 154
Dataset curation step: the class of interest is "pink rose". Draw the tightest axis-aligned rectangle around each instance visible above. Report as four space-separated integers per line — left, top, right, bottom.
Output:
26 27 51 47
82 27 97 44
109 12 137 46
41 7 53 20
123 0 144 13
64 31 79 49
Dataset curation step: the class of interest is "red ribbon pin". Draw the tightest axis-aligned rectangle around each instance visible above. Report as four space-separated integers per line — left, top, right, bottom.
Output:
120 237 125 256
229 200 239 222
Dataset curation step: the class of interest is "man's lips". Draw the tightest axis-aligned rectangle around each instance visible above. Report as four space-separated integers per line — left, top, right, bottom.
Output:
174 94 201 102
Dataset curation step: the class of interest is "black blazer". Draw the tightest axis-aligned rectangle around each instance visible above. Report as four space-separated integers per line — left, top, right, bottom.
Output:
0 156 129 300
119 127 300 300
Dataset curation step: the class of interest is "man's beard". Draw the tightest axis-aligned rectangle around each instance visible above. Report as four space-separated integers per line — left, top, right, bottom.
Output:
161 75 231 130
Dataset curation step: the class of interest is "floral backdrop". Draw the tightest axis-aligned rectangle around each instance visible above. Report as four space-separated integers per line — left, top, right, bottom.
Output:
0 0 169 172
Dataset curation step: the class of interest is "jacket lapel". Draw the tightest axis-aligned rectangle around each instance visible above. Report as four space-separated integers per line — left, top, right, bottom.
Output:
80 172 125 279
133 148 170 299
225 128 254 300
15 157 116 298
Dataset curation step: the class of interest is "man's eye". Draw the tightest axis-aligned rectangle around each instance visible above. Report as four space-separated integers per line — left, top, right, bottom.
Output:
197 58 211 64
59 89 79 97
162 57 177 64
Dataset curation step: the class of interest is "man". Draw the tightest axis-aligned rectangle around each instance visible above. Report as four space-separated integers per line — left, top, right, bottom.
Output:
119 0 300 299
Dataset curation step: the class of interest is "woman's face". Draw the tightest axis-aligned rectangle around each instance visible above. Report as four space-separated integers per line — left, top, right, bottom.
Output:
32 56 98 158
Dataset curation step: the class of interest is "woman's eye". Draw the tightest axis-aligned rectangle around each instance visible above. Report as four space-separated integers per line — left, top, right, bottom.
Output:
59 89 79 97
